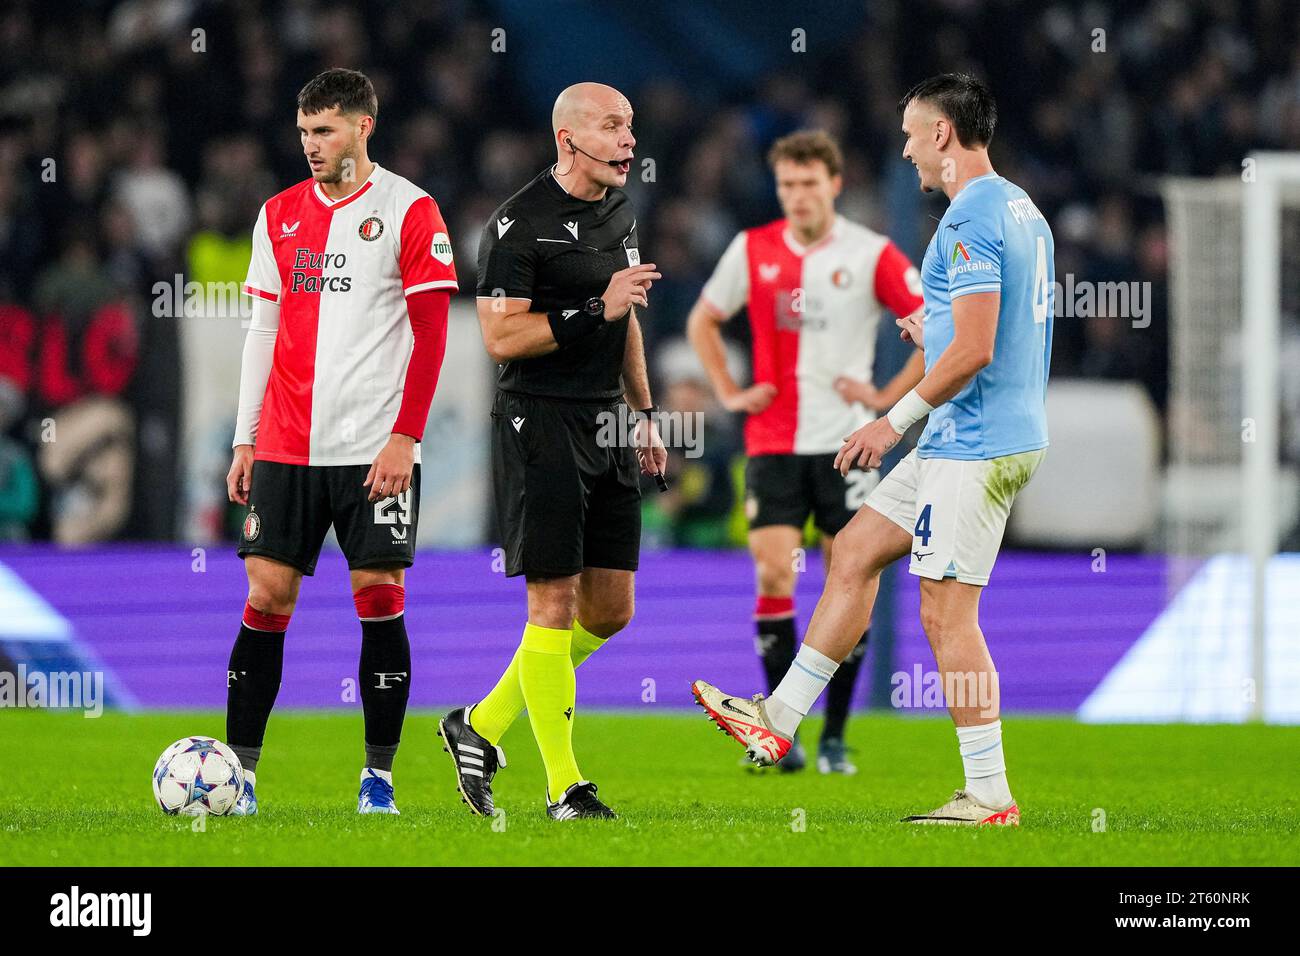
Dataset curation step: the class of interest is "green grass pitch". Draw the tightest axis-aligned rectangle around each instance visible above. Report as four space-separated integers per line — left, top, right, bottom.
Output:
2 710 1296 866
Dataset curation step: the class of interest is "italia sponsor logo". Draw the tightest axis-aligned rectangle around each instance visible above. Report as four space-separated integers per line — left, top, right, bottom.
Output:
950 240 971 265
358 216 384 240
290 248 352 292
949 259 995 278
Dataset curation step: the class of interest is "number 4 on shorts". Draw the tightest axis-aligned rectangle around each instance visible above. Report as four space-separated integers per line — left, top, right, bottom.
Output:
914 503 933 547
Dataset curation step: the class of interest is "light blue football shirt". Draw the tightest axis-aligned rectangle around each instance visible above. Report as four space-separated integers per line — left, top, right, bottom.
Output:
916 172 1054 460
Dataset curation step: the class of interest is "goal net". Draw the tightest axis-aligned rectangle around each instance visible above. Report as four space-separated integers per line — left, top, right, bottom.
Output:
1084 155 1300 723
1161 156 1300 721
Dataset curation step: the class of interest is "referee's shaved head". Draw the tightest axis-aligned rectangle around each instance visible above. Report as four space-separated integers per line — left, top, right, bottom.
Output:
551 82 635 197
552 82 631 135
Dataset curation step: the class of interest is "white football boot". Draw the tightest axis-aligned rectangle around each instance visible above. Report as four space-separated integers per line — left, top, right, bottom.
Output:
691 679 793 767
902 789 1020 826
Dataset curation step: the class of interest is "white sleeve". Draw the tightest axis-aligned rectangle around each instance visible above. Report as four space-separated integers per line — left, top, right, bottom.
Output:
699 231 749 318
242 202 281 303
232 296 280 447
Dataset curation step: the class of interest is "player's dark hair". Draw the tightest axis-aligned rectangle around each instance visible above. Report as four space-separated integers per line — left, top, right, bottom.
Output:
767 130 843 177
897 73 997 148
297 68 378 124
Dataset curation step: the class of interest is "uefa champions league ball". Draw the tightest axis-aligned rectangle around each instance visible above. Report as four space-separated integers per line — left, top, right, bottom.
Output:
152 736 244 816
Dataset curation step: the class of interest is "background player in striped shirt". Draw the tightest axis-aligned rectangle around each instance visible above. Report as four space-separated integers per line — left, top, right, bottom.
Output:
686 130 925 773
694 74 1054 825
224 69 457 815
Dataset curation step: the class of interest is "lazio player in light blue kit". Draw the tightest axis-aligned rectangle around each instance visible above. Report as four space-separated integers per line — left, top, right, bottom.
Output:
692 74 1051 826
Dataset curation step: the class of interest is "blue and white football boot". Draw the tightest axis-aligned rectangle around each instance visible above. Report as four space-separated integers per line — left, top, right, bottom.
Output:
358 768 400 815
230 769 258 816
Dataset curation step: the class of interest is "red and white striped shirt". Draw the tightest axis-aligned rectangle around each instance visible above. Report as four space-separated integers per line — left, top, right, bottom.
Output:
242 164 458 466
701 215 922 456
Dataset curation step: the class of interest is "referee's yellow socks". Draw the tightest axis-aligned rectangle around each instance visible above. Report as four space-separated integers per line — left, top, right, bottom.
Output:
569 619 608 668
469 648 525 746
470 620 608 746
518 622 582 797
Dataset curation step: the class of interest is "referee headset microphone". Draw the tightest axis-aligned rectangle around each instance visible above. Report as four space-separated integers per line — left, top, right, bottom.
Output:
565 137 668 492
565 136 626 167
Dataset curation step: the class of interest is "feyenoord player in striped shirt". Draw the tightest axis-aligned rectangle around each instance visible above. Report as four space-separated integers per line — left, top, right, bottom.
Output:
687 131 925 774
224 70 457 815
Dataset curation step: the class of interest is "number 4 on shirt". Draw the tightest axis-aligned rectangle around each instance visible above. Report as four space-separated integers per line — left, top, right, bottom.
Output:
914 503 933 547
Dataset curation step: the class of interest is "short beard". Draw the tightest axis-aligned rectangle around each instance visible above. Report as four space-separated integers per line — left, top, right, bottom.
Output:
316 142 359 184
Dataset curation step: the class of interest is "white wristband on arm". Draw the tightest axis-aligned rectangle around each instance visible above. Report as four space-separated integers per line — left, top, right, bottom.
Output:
885 387 934 435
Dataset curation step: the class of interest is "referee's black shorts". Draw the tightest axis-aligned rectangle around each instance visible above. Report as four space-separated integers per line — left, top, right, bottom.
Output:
491 389 641 579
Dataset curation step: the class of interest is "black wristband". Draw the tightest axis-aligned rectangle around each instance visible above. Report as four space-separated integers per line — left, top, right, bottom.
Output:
548 307 604 348
634 405 658 422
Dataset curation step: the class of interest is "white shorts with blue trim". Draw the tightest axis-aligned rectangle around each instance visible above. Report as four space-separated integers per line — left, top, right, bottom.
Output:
865 448 1045 586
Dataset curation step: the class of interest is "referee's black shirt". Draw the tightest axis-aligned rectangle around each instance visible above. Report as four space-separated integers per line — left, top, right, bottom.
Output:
476 166 640 402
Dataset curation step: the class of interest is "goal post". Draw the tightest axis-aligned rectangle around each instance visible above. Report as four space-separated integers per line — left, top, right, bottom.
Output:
1161 153 1300 723
1241 152 1300 720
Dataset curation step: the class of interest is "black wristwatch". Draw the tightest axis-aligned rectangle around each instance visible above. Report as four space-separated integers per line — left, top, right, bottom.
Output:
584 296 605 319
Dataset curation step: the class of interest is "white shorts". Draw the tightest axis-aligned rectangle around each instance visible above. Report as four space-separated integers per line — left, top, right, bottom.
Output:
865 447 1046 586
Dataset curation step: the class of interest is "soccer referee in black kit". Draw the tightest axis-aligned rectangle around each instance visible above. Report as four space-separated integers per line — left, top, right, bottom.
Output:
439 82 666 820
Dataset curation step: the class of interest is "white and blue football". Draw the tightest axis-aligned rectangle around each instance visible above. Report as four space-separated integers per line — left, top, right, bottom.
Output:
152 736 244 816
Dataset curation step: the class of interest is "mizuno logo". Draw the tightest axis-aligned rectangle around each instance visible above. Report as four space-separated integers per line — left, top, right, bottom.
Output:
945 219 969 230
281 220 300 236
563 220 579 240
511 416 525 432
497 216 514 238
912 550 933 561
